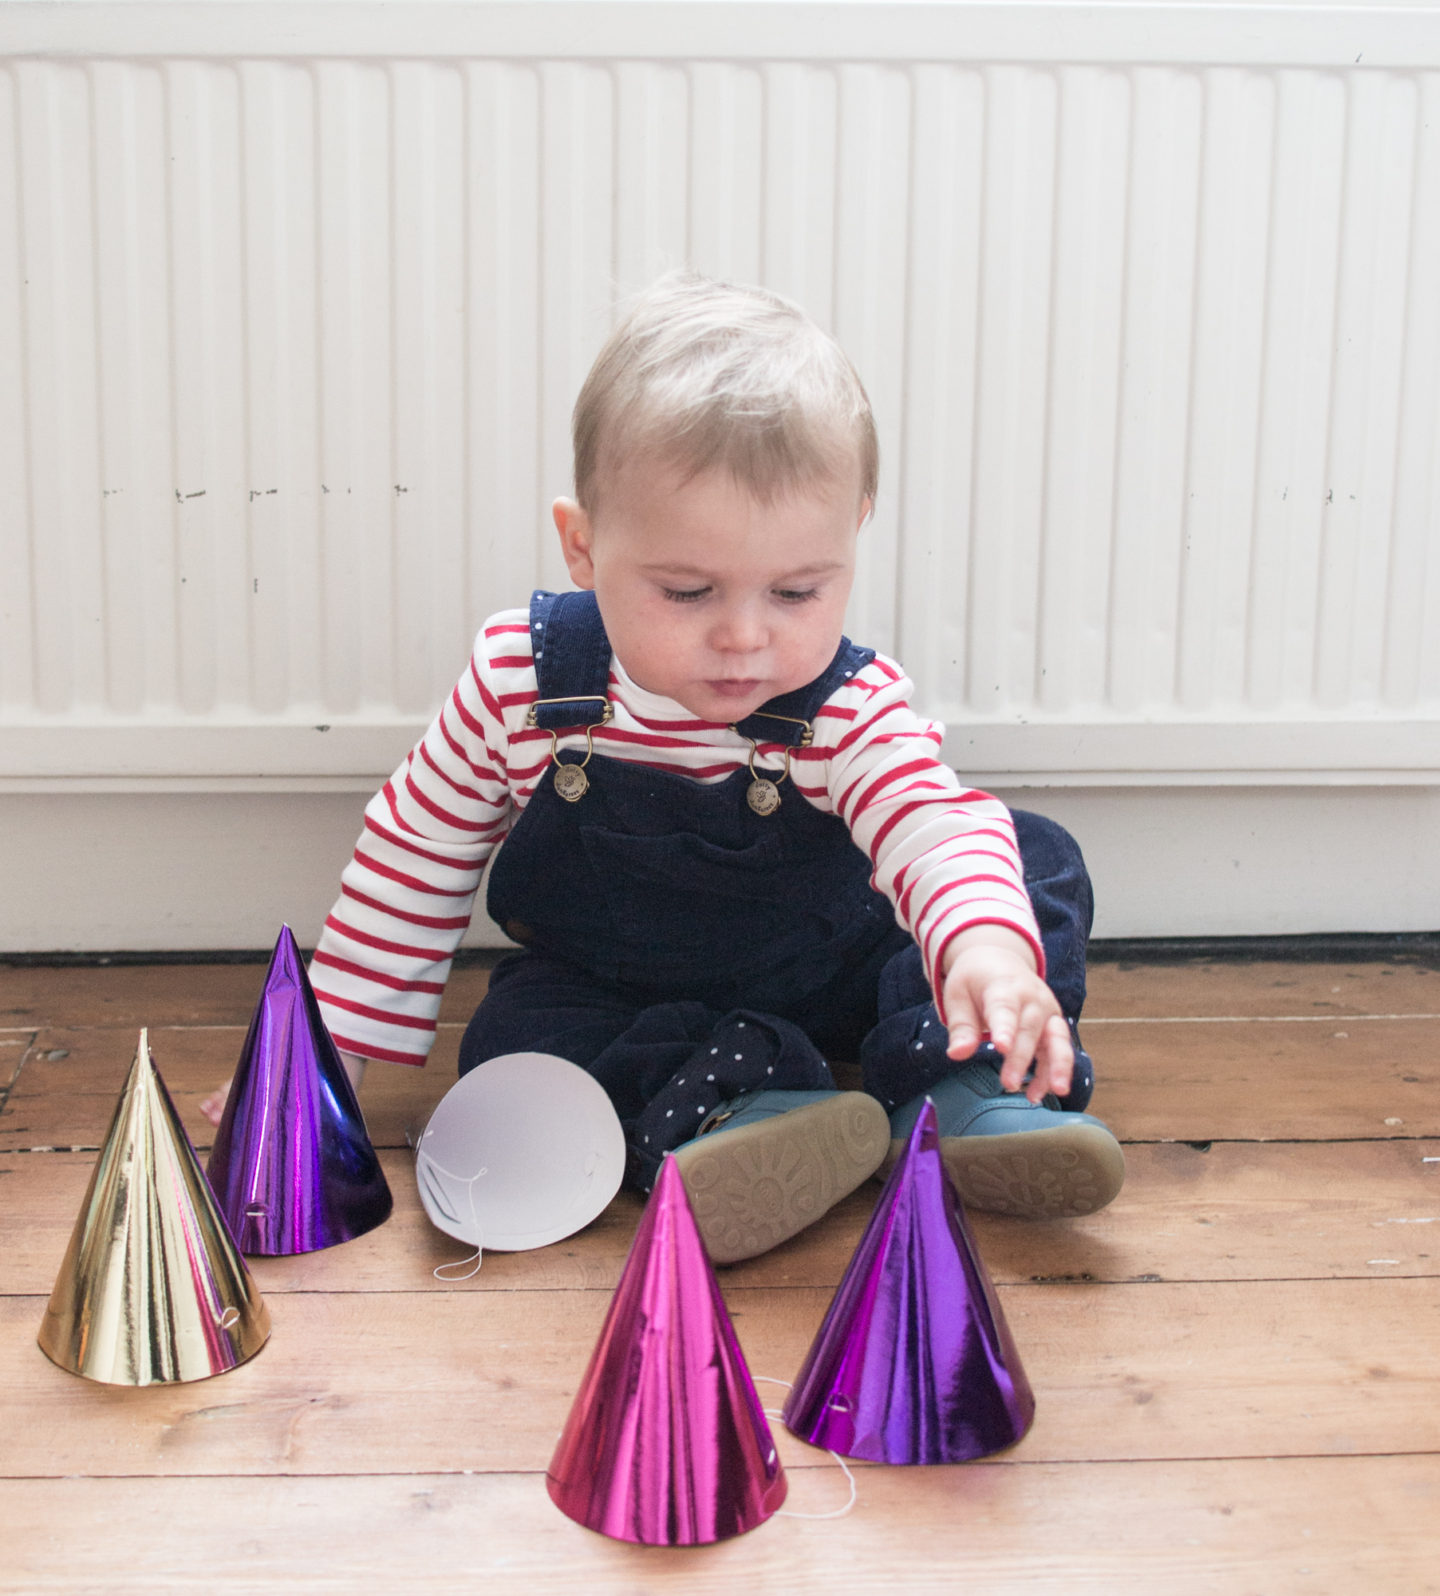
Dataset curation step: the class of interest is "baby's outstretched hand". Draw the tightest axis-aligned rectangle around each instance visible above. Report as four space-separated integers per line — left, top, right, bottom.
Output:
197 1052 368 1129
199 1080 231 1127
941 929 1072 1103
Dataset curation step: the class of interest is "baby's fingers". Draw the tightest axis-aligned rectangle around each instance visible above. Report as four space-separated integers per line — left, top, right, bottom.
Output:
1027 1015 1075 1102
996 999 1048 1094
199 1078 232 1127
946 991 987 1060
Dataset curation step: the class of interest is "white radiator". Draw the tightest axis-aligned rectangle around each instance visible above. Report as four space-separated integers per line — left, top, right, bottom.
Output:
2 5 1439 952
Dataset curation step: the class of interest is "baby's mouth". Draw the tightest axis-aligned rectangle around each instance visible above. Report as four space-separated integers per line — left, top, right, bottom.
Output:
705 678 764 701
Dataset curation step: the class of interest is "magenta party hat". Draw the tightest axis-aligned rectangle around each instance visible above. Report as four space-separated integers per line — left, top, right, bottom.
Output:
783 1099 1035 1463
547 1156 787 1544
206 925 392 1254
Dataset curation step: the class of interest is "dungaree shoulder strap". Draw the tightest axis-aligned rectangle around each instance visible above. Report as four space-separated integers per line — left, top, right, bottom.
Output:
733 637 877 747
526 588 874 741
526 589 613 729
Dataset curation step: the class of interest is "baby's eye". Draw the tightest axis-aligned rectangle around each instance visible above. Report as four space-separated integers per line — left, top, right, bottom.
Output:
774 587 820 604
662 586 710 604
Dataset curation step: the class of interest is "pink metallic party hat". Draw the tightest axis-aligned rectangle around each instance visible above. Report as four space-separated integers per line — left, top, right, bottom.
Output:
206 925 391 1254
547 1156 787 1543
783 1099 1035 1463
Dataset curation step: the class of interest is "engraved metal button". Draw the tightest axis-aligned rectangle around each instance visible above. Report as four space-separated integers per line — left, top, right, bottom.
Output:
553 763 590 802
737 729 801 818
539 710 608 802
746 778 781 816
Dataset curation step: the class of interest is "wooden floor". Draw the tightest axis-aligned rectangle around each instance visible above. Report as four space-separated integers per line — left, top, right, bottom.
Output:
2 955 1438 1594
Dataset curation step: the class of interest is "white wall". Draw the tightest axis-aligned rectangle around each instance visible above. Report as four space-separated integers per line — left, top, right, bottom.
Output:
2 1 1437 949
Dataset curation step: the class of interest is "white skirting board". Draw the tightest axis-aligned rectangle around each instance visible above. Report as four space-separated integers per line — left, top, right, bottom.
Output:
3 786 1434 954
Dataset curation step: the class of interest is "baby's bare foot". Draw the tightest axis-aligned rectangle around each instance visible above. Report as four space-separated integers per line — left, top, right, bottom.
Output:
199 1078 232 1127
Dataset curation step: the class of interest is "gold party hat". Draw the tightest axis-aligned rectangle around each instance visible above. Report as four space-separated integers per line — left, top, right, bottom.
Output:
37 1029 271 1385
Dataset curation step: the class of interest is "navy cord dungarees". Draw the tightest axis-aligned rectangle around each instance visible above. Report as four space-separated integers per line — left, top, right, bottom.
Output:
459 590 1095 1190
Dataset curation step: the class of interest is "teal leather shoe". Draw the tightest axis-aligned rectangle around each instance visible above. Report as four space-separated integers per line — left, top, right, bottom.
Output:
672 1089 889 1264
888 1061 1125 1219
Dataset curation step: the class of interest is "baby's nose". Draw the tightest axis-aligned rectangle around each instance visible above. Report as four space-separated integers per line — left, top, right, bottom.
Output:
712 604 767 653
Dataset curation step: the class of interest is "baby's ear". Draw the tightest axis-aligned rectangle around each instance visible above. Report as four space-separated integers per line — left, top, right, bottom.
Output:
553 497 596 589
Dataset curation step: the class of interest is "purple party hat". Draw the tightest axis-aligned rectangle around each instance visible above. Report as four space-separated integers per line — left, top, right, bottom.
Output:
206 925 392 1254
547 1155 787 1544
782 1099 1035 1463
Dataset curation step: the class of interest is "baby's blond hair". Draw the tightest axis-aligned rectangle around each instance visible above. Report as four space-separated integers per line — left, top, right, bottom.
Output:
573 272 878 513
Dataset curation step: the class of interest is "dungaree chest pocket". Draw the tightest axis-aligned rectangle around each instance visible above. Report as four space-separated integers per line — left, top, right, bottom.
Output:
579 822 847 988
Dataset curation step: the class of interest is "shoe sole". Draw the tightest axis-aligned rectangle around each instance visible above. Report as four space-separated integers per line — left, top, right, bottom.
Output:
883 1121 1126 1219
672 1092 890 1265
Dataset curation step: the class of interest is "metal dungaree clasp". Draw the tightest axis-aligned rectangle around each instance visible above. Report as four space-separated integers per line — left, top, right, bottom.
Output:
529 697 612 802
734 711 813 817
742 740 794 816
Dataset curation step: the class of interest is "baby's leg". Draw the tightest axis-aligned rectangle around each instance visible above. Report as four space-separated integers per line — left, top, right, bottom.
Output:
858 942 964 1112
458 950 646 1096
1009 807 1094 1040
460 952 834 1182
460 951 885 1259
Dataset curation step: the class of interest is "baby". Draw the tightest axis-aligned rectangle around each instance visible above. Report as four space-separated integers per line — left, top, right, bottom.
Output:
218 273 1124 1262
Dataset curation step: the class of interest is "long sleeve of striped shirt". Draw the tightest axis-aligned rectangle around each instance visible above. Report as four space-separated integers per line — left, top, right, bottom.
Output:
310 608 1043 1065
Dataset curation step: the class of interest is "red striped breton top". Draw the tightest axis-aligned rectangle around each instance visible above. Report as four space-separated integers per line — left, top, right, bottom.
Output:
311 609 1043 1067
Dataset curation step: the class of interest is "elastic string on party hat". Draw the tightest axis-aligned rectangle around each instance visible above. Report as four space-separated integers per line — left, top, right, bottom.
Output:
418 1149 488 1282
433 1242 484 1282
753 1376 857 1520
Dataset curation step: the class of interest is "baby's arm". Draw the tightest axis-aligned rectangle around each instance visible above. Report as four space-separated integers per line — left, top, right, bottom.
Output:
941 925 1073 1102
808 659 1067 1100
307 615 525 1067
197 616 530 1126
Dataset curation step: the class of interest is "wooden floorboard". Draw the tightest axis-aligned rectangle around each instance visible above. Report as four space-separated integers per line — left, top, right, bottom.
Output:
6 1013 1439 1152
1086 1016 1440 1141
3 955 1439 1591
7 1277 1440 1475
4 953 1436 1028
1084 957 1440 1020
7 1138 1440 1295
4 1457 1438 1595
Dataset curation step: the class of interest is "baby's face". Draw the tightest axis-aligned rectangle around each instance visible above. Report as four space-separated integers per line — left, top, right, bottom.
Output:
555 462 866 724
